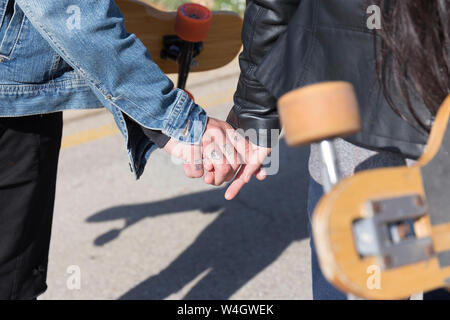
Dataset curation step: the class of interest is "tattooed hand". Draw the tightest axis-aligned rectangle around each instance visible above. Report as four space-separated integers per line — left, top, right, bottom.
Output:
162 117 240 181
164 117 271 200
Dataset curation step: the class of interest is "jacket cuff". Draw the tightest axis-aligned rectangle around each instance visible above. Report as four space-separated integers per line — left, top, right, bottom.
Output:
162 91 208 145
111 90 207 146
227 106 280 148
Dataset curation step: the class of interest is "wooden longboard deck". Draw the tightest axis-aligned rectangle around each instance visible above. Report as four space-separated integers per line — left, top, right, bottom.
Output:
116 0 243 74
312 95 450 299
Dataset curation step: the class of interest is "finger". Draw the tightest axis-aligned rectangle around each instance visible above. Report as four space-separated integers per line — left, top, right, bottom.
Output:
182 144 204 178
226 130 249 165
201 143 215 172
202 159 232 186
240 163 263 183
188 144 202 164
214 163 235 185
164 139 184 159
213 139 241 182
203 143 229 185
224 167 247 200
201 143 216 184
206 131 242 181
203 157 214 172
255 167 267 181
214 136 241 169
208 147 236 185
203 142 225 165
203 161 235 186
182 162 204 178
204 124 244 167
204 171 215 185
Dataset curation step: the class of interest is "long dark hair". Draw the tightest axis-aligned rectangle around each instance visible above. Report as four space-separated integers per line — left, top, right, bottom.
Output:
374 0 449 131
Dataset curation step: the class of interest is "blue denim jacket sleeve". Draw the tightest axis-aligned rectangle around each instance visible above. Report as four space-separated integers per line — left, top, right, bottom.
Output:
15 0 208 178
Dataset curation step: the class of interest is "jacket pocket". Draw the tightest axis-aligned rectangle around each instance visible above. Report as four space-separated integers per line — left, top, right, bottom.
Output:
0 0 25 59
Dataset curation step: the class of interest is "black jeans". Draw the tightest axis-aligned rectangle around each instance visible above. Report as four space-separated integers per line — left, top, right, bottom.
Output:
0 113 62 300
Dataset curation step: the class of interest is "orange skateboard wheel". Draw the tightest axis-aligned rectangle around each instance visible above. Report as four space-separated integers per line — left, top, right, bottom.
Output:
184 89 195 101
278 82 361 146
175 3 212 43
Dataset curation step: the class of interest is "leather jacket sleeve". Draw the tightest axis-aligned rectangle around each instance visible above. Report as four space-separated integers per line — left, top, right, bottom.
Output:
226 0 302 147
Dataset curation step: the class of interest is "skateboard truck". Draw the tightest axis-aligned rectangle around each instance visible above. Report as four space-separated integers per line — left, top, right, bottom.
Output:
353 195 434 269
160 3 212 94
317 127 437 270
161 35 203 67
320 139 437 269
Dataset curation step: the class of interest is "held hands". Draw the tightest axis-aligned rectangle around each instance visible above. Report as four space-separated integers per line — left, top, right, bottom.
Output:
163 117 271 200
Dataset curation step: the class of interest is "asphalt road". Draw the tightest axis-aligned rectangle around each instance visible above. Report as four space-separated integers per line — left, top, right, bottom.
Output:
39 60 313 300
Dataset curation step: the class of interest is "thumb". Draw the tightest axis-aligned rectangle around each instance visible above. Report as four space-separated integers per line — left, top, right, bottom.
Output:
163 138 181 158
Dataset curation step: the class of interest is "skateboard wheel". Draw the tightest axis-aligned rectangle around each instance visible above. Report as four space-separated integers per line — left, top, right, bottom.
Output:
278 82 361 146
175 3 212 43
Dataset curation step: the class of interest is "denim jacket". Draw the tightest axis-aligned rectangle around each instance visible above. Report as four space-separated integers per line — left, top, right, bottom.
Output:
0 0 208 178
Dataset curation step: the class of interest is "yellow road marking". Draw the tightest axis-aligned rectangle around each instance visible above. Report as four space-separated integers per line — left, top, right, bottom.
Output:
61 123 119 149
61 90 235 150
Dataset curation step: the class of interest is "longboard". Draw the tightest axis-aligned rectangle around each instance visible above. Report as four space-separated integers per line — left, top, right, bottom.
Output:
312 95 450 299
278 82 450 299
116 0 243 74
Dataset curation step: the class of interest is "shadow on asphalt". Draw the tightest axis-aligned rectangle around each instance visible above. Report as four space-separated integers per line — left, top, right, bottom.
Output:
87 142 311 299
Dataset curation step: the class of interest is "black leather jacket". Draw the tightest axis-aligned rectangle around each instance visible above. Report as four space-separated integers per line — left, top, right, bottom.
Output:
227 0 431 159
